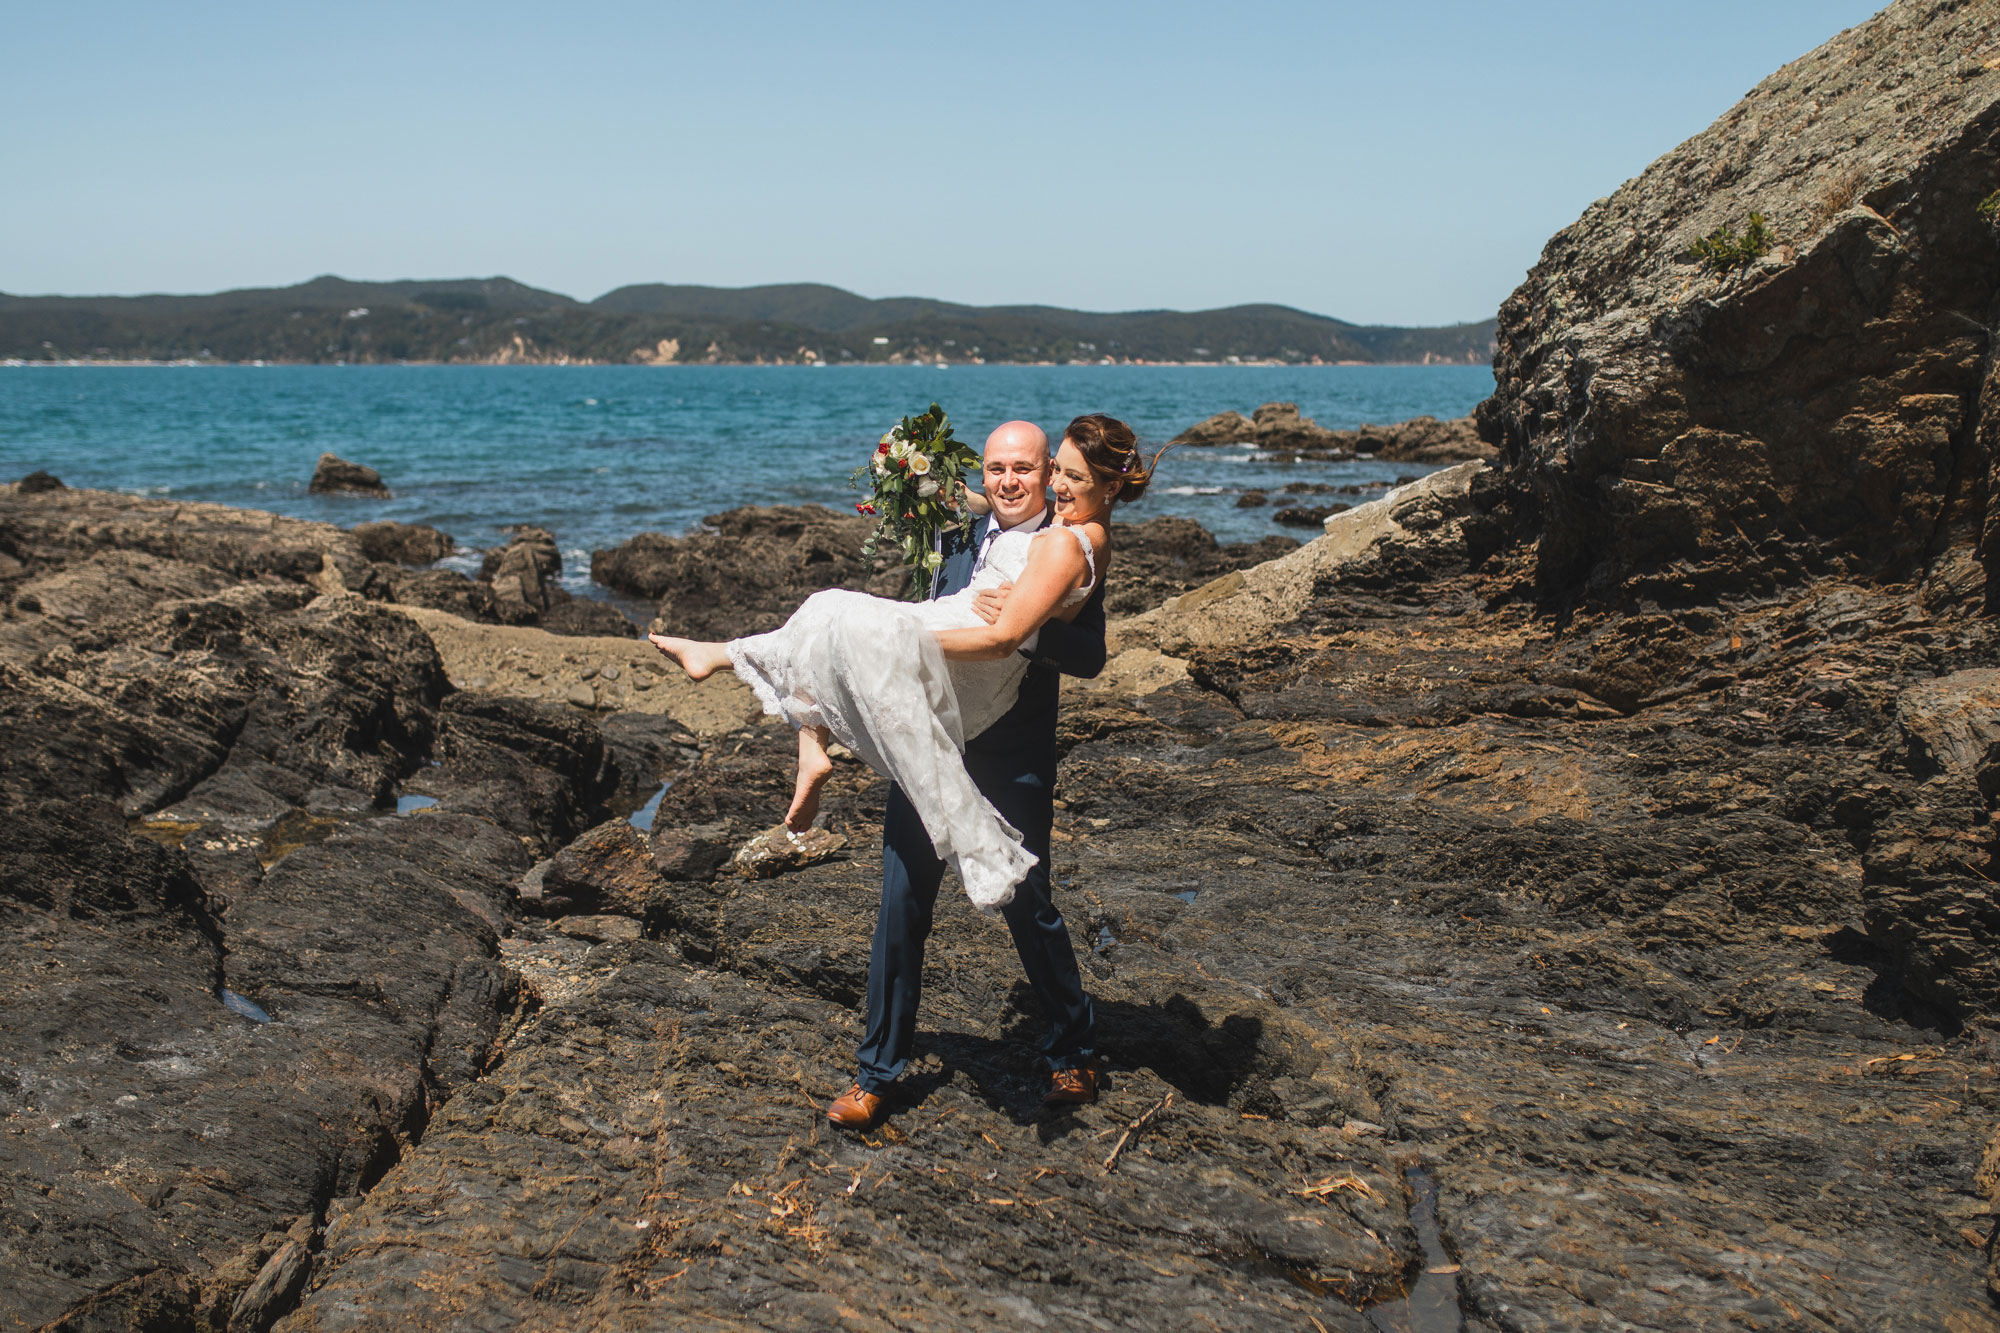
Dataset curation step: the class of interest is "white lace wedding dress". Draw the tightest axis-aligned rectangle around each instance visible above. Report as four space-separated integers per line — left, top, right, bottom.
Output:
726 523 1097 912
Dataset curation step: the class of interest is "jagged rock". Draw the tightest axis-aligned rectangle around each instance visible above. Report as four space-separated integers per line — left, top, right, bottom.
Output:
0 548 236 665
589 507 1297 634
1272 504 1336 528
595 717 684 816
1115 462 1492 659
309 453 391 497
0 797 530 1330
400 693 616 853
1172 406 1494 463
1100 517 1298 616
230 1239 312 1332
351 520 451 566
1349 414 1495 463
1896 669 2000 777
1173 401 1344 450
729 823 847 878
0 584 446 816
480 526 562 623
593 506 908 640
376 565 496 621
541 818 661 917
1477 0 2000 603
17 468 64 493
0 482 373 588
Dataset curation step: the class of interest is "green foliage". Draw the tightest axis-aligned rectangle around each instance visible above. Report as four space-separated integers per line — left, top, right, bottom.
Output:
849 403 983 599
0 278 1497 365
1688 212 1774 273
1978 190 2000 222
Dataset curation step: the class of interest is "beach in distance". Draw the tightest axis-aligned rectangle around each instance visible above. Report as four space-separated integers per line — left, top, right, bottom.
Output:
0 362 1493 567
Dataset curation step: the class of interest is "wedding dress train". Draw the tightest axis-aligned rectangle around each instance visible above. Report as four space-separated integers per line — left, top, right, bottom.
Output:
726 523 1096 912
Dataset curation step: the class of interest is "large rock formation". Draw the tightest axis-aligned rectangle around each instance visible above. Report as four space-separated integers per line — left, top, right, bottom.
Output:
21 27 2000 1310
1478 0 2000 605
0 482 693 1328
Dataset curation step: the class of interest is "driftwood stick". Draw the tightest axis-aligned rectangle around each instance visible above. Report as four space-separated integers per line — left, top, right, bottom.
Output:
1103 1093 1173 1173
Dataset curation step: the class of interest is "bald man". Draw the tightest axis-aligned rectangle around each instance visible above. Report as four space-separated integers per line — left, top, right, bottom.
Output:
827 421 1105 1128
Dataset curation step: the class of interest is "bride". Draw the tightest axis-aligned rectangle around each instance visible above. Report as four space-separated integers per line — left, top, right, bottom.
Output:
648 415 1154 911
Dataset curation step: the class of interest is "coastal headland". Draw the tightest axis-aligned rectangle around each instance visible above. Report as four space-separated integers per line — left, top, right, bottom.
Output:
0 281 1493 369
6 2 2000 1328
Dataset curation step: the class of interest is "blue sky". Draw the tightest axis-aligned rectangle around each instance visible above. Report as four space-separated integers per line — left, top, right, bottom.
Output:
2 1 1882 325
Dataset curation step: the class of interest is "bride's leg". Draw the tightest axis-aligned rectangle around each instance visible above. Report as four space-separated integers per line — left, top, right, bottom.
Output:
648 633 733 681
786 725 834 832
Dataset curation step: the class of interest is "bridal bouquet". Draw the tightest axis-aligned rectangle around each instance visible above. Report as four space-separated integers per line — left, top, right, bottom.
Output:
851 402 982 598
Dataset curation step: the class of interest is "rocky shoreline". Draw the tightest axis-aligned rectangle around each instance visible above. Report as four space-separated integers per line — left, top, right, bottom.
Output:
8 4 2000 1328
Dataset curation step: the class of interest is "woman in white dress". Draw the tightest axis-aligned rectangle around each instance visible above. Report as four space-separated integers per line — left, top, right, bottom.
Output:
647 417 1156 911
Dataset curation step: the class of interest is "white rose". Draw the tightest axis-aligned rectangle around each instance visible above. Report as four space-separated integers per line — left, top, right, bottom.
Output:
907 452 932 476
890 439 913 461
917 477 939 498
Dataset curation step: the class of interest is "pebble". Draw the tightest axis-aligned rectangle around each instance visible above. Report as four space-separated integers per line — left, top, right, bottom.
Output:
600 665 620 682
565 683 597 708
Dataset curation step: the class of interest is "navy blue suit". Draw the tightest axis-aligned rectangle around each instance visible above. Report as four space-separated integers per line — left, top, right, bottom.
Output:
855 509 1105 1092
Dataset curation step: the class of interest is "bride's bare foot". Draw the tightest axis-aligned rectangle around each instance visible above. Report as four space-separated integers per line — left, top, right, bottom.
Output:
648 633 732 681
785 726 835 832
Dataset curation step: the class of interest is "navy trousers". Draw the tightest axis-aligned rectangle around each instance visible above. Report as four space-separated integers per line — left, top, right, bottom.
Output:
855 752 1095 1092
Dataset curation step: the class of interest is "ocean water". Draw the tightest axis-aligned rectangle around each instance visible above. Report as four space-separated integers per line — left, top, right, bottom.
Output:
0 363 1493 590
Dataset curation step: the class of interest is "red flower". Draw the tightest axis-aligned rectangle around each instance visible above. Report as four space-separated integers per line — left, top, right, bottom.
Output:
877 441 891 455
856 502 876 515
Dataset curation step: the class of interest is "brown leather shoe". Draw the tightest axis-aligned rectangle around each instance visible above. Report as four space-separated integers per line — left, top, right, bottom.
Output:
827 1083 886 1129
1043 1062 1101 1107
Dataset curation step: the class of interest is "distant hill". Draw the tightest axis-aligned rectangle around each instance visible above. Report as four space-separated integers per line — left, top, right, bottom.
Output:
0 276 1496 366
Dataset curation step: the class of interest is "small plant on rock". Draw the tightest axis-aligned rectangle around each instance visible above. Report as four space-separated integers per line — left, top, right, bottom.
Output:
1978 189 2000 222
1809 166 1864 233
1688 212 1774 273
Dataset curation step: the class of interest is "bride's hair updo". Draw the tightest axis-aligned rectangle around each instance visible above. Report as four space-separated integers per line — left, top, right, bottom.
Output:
1063 413 1165 504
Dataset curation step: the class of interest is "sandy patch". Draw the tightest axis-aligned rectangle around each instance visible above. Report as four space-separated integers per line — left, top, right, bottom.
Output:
385 603 760 740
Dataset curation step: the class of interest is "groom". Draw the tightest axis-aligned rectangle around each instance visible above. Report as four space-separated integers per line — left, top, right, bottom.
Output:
828 420 1105 1128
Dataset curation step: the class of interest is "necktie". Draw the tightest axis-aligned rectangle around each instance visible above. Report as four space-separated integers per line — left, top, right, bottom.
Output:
972 524 1002 573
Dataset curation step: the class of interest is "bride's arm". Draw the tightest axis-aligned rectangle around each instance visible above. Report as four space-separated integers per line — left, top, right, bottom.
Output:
934 536 1086 662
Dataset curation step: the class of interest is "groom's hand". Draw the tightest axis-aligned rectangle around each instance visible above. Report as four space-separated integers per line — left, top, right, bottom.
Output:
971 583 1013 624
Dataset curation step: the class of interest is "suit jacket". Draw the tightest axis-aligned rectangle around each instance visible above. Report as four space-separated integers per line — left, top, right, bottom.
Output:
931 510 1107 781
